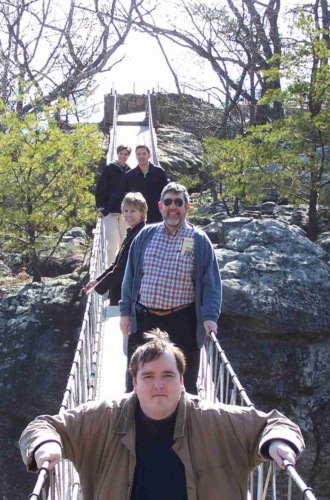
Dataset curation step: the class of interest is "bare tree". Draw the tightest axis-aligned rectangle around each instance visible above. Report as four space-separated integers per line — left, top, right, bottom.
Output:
134 0 284 127
0 0 142 117
155 34 182 94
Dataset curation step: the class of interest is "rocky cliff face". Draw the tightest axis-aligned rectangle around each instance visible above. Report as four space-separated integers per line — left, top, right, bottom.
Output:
157 125 203 175
0 229 89 499
0 277 85 499
201 203 330 498
116 92 223 141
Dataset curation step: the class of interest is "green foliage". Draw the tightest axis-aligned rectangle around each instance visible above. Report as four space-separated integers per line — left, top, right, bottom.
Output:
177 174 200 192
0 100 103 280
204 136 250 201
202 13 330 239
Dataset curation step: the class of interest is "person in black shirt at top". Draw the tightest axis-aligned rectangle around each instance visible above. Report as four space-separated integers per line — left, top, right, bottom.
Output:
84 192 147 305
123 144 168 223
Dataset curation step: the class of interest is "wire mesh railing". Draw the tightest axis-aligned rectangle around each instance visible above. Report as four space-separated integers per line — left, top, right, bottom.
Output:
27 218 106 500
106 90 118 165
147 90 160 166
28 315 317 499
200 332 317 500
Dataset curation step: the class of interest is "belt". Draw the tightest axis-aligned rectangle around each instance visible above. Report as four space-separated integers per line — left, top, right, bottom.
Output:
145 303 193 317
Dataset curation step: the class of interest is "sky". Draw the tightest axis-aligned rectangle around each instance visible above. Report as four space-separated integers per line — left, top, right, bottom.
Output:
57 0 313 122
98 33 179 95
90 32 176 121
87 0 306 122
90 28 216 122
1 0 314 123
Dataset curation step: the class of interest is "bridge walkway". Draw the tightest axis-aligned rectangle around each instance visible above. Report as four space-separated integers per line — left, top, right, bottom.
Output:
96 304 127 400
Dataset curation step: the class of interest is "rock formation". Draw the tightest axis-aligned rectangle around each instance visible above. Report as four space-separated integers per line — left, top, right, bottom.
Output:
0 277 86 499
203 210 330 498
157 125 203 175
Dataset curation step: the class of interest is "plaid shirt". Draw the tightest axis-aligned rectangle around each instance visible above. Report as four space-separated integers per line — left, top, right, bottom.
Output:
139 222 195 309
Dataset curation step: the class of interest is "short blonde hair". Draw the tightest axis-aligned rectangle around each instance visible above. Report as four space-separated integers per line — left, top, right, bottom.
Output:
121 192 148 221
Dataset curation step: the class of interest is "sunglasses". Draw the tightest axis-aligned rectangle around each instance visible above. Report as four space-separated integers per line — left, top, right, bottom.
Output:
163 198 184 207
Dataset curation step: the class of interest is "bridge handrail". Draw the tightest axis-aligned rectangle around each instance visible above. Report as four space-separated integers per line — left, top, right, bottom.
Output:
200 331 317 500
28 324 317 499
107 90 118 164
147 90 160 166
27 217 106 499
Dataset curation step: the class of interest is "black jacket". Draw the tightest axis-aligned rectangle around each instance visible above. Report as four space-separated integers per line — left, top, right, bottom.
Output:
95 161 131 215
124 163 168 223
94 221 145 305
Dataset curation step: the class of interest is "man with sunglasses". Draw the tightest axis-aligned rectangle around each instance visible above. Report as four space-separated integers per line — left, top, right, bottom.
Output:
120 182 221 394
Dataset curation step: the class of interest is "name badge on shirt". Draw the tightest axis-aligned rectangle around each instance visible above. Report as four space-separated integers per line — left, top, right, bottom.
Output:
181 237 194 256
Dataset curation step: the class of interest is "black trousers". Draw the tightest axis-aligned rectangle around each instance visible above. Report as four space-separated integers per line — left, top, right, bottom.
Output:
126 303 200 394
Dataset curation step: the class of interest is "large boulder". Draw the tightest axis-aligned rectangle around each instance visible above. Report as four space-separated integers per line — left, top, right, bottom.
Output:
206 217 330 498
215 218 329 333
2 206 329 498
157 125 203 175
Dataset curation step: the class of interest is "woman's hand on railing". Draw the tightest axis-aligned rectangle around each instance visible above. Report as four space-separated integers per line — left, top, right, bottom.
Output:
34 442 62 470
83 279 98 295
269 439 296 469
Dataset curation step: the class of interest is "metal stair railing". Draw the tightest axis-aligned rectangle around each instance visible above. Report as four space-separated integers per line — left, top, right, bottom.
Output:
199 332 317 500
27 218 106 500
106 90 118 164
147 90 160 166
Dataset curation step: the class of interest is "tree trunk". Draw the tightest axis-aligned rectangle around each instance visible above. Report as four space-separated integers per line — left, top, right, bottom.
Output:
255 80 284 125
156 35 181 94
307 185 318 241
29 248 42 282
221 198 232 216
210 183 219 202
233 196 240 215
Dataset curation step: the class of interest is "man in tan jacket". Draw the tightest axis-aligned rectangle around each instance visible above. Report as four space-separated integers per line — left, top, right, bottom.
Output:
20 330 304 500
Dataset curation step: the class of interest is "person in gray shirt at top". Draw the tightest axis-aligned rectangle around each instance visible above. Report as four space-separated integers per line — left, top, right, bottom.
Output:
95 144 132 266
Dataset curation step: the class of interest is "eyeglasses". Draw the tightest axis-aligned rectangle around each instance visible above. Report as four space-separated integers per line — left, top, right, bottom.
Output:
163 198 184 207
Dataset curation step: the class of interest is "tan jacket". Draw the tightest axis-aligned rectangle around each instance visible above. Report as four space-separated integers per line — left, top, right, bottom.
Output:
20 392 304 500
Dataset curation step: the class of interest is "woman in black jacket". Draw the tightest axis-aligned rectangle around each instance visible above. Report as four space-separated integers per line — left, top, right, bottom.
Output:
84 192 147 305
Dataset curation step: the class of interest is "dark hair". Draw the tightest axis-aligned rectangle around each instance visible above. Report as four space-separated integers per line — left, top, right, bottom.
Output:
117 144 132 155
121 192 148 221
160 182 190 204
129 329 186 378
135 144 150 154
